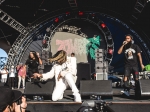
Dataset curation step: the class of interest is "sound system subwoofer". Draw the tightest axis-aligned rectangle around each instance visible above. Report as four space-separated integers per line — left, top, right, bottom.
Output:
76 63 91 88
24 81 54 96
80 80 113 99
139 79 150 96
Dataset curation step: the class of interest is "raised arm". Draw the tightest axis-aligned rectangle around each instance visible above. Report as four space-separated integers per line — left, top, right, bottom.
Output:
118 41 127 54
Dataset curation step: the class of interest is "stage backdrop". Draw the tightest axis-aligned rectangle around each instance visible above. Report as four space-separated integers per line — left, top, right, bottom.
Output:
51 32 88 63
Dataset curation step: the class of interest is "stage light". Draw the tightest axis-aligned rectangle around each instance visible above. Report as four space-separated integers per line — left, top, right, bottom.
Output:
100 23 106 28
78 11 84 16
54 18 59 23
66 11 70 15
108 48 113 55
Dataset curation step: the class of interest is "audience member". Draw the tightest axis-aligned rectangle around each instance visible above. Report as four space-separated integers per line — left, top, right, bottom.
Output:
8 66 16 89
17 64 26 89
0 87 27 112
0 66 8 85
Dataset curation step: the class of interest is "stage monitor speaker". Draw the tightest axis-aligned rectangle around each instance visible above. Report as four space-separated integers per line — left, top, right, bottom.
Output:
76 63 91 88
24 81 54 96
80 80 113 97
139 79 150 96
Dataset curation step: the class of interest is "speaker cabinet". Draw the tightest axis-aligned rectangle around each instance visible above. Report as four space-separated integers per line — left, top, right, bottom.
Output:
76 63 91 88
80 80 113 97
139 79 150 96
24 81 54 96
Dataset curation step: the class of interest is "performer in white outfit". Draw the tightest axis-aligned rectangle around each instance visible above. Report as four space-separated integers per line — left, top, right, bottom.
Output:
34 50 81 102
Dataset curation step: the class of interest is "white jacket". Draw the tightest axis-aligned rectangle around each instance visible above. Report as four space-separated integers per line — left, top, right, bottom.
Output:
42 56 77 84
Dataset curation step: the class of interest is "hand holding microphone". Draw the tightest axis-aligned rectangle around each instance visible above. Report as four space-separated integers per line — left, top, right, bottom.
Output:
123 41 127 45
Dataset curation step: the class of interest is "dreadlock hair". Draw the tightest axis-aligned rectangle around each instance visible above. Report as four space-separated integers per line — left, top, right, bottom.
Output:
49 50 67 65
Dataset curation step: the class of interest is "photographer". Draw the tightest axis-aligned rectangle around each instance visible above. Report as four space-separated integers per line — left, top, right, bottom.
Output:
0 66 8 85
0 87 27 112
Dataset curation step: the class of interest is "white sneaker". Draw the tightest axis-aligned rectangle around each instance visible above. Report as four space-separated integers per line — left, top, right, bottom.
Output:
121 90 130 96
58 94 63 100
74 93 82 102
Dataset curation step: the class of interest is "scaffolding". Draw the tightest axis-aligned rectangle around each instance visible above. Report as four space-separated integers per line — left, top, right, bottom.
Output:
0 9 28 35
68 0 78 11
130 0 148 24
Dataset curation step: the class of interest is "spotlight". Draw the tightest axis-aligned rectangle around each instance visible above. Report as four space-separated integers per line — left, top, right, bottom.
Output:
108 48 113 55
54 18 59 23
100 23 106 28
78 11 84 16
66 11 70 15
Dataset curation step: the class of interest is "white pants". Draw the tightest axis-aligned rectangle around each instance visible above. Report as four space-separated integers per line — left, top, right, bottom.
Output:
52 73 80 101
1 78 7 83
18 76 25 88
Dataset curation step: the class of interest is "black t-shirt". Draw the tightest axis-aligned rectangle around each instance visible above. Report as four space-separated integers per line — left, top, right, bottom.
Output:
25 59 39 70
123 44 141 67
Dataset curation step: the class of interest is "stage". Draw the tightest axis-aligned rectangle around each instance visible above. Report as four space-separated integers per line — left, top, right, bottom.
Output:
15 87 150 112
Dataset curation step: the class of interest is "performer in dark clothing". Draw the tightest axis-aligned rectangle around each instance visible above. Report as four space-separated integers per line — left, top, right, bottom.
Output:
118 34 145 97
25 51 42 81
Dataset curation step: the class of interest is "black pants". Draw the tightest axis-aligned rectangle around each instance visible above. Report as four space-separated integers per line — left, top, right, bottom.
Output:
124 66 139 90
28 69 39 77
124 66 139 80
8 77 15 88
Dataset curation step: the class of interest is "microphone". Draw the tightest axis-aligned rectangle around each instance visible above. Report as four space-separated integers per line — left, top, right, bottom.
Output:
123 41 127 45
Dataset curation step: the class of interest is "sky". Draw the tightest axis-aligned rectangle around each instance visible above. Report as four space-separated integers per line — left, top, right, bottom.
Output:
0 48 8 57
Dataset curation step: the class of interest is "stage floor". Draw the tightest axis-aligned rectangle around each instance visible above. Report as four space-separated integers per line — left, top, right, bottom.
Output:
16 87 150 102
14 87 150 112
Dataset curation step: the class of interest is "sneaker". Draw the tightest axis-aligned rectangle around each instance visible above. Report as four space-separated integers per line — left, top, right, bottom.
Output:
74 93 82 102
58 94 63 100
121 90 130 96
12 87 14 89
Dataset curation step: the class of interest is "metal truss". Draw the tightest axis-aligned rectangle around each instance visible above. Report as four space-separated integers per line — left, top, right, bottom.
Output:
0 0 5 4
130 0 148 24
0 9 28 35
68 0 78 10
6 11 115 68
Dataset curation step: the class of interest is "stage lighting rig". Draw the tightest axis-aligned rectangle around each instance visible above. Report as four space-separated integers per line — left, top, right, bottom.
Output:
78 11 84 16
100 23 106 28
54 18 59 23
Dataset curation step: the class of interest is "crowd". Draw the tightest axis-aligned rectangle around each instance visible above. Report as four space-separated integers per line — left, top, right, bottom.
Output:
0 63 26 89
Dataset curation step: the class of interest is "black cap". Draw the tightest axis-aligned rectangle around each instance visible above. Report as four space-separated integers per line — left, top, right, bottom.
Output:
0 87 22 110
